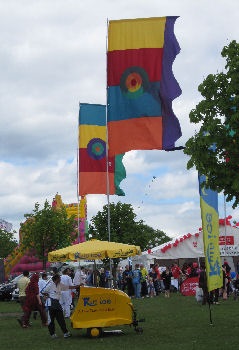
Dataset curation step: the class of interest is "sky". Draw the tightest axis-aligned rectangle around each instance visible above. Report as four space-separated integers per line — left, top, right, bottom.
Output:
1 0 239 242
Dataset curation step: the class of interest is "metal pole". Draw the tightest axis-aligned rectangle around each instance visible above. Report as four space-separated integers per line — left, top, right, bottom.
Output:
106 19 112 285
77 103 80 243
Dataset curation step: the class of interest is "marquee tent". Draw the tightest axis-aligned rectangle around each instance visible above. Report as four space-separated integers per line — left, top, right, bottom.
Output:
148 221 239 261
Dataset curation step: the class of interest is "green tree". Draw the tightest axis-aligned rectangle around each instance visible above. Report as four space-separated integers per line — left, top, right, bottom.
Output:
184 40 239 208
0 229 18 259
89 202 170 287
88 202 170 251
21 200 77 269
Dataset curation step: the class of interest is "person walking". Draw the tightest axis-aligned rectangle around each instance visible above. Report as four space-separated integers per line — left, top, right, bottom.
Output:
19 274 48 328
44 273 80 339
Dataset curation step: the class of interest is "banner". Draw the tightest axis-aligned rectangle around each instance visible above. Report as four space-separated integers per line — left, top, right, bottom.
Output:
79 103 126 195
198 174 223 291
107 16 182 156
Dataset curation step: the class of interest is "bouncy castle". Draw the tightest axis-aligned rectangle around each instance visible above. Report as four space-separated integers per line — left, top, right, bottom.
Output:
4 194 87 279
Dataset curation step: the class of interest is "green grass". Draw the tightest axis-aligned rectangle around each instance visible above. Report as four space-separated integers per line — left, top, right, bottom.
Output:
1 294 239 350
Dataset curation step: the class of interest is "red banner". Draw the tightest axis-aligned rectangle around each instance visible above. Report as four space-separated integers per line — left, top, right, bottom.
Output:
180 277 199 296
219 235 234 245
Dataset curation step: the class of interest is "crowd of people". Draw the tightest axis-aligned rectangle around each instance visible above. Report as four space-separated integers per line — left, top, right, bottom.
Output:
198 260 234 305
15 260 236 338
117 262 181 299
17 268 80 339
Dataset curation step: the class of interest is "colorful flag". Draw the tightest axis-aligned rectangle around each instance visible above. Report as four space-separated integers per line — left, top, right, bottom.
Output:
198 174 223 292
78 103 126 195
107 16 182 156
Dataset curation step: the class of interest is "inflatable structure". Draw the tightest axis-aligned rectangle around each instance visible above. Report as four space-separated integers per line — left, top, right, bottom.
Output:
4 194 87 279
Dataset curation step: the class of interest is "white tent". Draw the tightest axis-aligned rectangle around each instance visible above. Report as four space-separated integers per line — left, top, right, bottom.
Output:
147 223 239 261
121 223 239 271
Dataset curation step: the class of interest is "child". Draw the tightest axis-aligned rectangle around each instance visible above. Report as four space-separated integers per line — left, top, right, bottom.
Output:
161 267 173 298
148 277 155 297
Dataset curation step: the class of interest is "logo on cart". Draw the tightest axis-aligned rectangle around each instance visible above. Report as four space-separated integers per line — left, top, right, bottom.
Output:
83 297 97 307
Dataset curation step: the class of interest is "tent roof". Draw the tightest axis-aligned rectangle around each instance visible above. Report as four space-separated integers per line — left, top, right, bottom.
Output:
147 221 239 260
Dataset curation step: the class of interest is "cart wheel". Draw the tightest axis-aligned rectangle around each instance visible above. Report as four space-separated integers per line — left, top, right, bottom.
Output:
87 327 102 338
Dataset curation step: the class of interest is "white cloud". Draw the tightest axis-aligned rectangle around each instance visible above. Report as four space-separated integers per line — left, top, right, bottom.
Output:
1 0 239 242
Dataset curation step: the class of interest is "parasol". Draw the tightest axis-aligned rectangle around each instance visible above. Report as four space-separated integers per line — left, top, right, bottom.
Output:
48 240 141 262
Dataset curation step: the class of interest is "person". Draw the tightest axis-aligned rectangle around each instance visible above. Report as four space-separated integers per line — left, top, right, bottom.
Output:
132 264 142 299
85 268 94 286
224 261 232 297
73 266 87 286
17 270 30 309
148 277 155 297
140 264 148 298
161 266 173 297
199 263 208 305
99 268 107 287
39 273 49 300
221 264 227 299
60 268 73 318
122 265 134 297
17 270 30 326
171 262 181 291
116 267 123 290
149 265 160 296
33 272 49 320
19 274 48 328
44 273 80 339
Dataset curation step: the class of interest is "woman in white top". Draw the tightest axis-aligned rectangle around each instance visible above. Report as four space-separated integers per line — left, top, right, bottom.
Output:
44 274 79 339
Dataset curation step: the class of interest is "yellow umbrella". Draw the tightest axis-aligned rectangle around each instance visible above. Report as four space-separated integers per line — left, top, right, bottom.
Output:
48 240 141 262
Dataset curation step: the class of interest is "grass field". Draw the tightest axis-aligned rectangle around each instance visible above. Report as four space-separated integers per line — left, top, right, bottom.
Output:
0 293 239 350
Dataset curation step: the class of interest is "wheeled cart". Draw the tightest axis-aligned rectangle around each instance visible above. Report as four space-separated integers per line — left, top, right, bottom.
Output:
71 286 143 337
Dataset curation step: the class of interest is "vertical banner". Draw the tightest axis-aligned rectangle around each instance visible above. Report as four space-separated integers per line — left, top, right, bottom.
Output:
79 103 126 195
107 16 182 156
198 174 223 291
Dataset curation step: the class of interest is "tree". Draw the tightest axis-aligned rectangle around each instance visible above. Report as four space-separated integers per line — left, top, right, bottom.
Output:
88 202 171 251
184 40 239 208
21 200 77 269
0 229 18 259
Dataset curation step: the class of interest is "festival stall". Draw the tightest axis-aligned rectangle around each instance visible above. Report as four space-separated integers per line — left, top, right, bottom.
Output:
142 217 239 295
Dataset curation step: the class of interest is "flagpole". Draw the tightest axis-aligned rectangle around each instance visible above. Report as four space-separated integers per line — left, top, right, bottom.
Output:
106 19 111 243
106 18 113 285
77 102 80 243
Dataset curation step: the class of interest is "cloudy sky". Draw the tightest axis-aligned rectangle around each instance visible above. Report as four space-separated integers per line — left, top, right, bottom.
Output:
1 0 239 242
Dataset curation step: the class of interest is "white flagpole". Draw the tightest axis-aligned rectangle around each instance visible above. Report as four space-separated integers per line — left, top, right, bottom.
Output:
106 18 113 285
77 103 80 243
106 19 111 244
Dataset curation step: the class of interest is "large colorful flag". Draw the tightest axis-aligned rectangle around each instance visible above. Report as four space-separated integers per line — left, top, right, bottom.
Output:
107 16 182 156
78 103 126 196
198 174 223 292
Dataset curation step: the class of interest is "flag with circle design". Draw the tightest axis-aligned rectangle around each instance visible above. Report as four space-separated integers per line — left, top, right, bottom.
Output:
79 103 125 195
107 16 182 156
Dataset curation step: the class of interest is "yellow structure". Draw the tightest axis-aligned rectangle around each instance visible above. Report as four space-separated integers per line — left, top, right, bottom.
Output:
71 286 142 337
48 240 141 262
53 194 86 219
